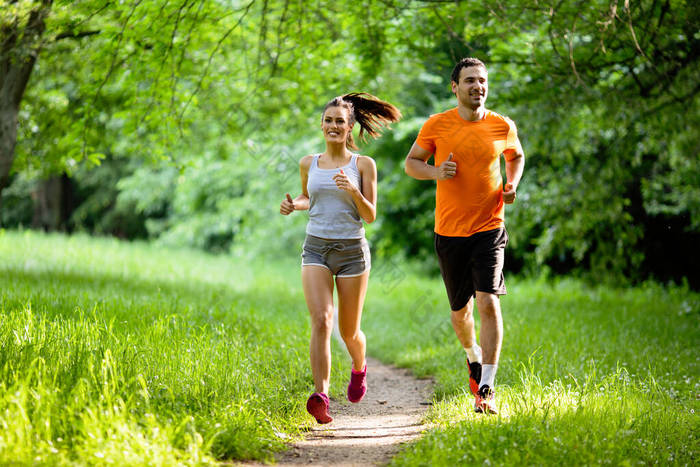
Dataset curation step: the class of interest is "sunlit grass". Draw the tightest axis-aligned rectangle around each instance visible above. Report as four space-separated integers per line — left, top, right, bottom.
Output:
393 367 698 465
365 259 699 466
0 230 350 464
1 230 698 465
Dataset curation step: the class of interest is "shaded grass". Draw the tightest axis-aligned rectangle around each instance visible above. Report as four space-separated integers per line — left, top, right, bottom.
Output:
0 230 350 464
364 262 699 465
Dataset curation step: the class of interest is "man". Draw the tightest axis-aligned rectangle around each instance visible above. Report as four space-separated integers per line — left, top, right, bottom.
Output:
404 57 524 414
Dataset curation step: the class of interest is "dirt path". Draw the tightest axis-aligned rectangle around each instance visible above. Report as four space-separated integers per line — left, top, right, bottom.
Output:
258 356 434 466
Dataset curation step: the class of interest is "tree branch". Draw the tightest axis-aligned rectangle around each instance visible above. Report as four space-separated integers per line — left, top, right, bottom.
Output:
54 30 101 41
178 0 256 125
12 1 52 106
84 0 142 156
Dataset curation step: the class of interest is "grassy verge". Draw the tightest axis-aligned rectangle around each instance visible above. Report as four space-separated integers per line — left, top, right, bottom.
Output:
1 230 697 465
364 261 699 465
0 230 351 464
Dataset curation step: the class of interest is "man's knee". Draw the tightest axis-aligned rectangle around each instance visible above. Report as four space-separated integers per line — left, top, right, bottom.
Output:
451 300 475 321
476 292 501 316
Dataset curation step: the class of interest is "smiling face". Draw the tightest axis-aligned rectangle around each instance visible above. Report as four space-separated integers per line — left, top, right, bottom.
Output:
321 105 354 145
451 65 488 110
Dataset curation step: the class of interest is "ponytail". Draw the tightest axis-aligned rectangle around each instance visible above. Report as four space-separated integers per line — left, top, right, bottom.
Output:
322 93 401 150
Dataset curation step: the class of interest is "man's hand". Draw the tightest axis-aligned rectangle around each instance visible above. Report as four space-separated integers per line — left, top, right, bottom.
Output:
503 183 517 204
437 153 457 180
280 193 295 215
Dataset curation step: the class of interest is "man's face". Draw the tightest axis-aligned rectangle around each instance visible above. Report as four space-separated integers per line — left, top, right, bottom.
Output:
451 65 488 109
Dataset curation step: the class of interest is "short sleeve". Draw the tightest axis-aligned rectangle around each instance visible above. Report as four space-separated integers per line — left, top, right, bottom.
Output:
504 117 523 161
415 115 438 155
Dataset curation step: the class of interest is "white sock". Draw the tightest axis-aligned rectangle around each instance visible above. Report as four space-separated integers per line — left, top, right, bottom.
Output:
465 344 482 364
480 364 497 389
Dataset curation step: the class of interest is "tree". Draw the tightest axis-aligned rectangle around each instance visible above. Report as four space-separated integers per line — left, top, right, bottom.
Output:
356 0 699 283
0 0 51 209
3 0 697 285
1 0 411 209
495 0 700 280
2 0 268 211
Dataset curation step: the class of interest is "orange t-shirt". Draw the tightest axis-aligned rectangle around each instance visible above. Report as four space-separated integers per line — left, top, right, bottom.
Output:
416 108 522 237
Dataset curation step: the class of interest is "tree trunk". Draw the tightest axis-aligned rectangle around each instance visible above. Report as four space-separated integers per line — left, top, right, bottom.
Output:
0 105 17 214
31 174 74 231
0 1 53 219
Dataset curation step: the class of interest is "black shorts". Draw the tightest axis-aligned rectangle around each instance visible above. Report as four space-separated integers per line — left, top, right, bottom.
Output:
434 228 508 311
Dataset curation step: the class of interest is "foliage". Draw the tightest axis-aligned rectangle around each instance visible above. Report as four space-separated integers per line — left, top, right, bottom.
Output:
366 0 700 283
489 0 700 281
2 0 699 283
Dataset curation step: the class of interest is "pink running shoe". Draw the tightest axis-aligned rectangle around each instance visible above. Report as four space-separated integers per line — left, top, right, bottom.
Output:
306 392 333 424
347 365 367 403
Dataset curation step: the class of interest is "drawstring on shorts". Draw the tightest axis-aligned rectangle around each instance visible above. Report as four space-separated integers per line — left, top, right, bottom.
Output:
320 242 346 257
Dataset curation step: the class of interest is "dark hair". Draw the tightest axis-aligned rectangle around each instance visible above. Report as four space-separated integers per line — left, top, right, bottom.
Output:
322 92 401 150
451 57 487 84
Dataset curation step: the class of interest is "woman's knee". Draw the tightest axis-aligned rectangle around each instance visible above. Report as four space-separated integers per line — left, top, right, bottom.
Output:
340 327 363 344
310 306 334 332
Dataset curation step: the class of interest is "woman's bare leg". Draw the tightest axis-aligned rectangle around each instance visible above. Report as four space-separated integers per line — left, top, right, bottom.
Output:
302 265 335 394
336 271 369 371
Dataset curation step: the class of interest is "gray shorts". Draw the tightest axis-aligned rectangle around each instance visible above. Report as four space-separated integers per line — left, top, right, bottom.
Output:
301 234 371 277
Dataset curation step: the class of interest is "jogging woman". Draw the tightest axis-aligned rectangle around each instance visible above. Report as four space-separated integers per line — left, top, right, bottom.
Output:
280 93 400 424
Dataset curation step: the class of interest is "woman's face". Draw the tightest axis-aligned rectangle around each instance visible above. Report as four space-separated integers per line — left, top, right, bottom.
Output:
321 106 353 145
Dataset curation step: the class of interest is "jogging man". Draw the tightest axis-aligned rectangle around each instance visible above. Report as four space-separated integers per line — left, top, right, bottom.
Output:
404 57 524 414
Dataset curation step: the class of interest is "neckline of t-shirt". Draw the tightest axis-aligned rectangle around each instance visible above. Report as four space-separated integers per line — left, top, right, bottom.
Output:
452 107 490 123
315 153 356 170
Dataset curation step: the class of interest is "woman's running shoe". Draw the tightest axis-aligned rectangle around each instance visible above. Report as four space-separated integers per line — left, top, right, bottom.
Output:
306 392 333 424
347 365 367 403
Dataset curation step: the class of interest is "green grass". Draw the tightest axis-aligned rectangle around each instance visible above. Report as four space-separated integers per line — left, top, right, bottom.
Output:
0 230 351 465
364 263 699 466
1 230 698 465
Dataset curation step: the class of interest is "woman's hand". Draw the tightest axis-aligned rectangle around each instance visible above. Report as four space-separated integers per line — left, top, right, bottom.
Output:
332 169 360 195
280 193 295 215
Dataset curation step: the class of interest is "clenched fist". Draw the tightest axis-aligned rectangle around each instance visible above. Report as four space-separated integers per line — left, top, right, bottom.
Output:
503 183 517 204
332 169 359 195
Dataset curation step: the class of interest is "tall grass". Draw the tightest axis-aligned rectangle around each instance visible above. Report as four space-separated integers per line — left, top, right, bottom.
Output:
2 230 698 465
0 230 350 464
364 262 699 465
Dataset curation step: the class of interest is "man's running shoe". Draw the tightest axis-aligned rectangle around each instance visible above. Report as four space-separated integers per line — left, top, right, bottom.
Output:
347 365 367 403
474 385 497 414
306 392 333 424
466 358 482 396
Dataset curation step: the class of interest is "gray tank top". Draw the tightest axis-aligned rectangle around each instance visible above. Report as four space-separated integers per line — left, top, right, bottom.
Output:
306 154 365 239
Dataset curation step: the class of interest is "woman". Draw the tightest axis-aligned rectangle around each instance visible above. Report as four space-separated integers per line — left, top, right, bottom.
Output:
280 93 400 424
